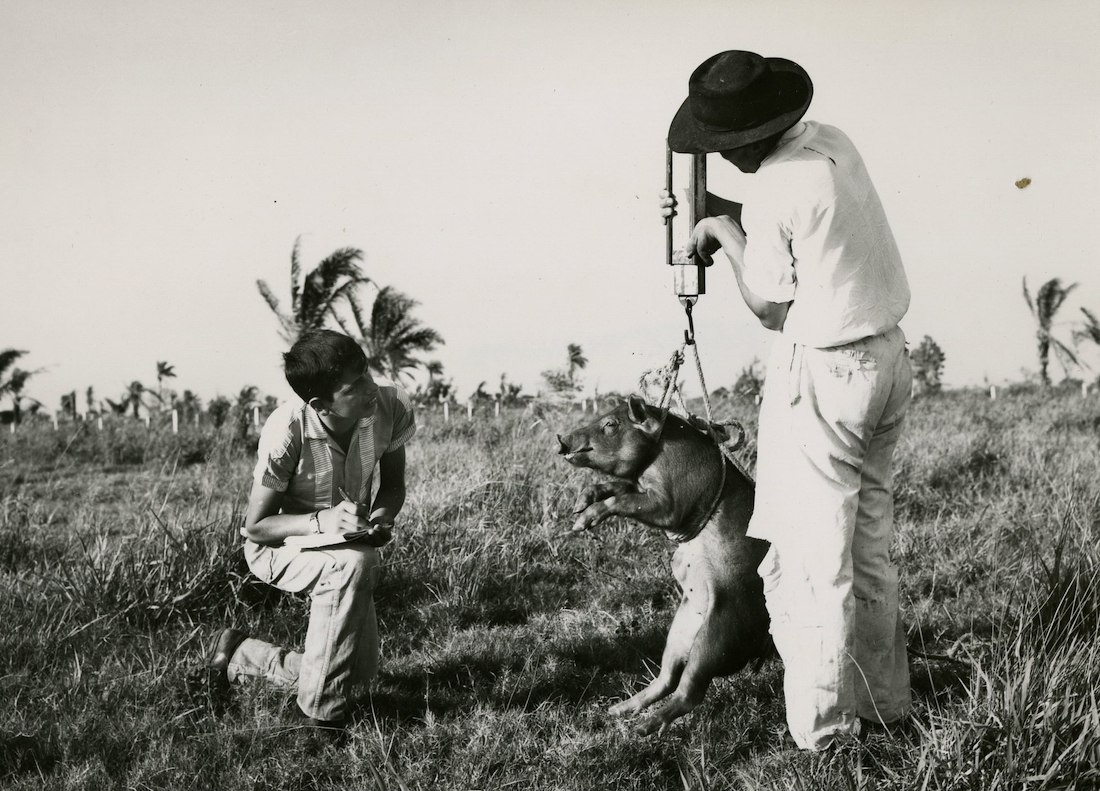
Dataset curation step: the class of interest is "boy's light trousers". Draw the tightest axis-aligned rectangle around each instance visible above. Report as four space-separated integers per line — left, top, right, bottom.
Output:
230 541 381 722
748 326 912 750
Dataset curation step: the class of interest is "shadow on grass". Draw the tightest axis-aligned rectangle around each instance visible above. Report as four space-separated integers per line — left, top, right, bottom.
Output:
909 654 972 705
0 729 61 783
365 626 671 724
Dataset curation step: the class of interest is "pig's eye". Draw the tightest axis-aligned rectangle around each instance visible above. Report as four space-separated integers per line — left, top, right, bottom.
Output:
601 419 618 435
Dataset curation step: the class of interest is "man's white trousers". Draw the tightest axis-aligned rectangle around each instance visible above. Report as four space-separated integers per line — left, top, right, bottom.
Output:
748 326 912 750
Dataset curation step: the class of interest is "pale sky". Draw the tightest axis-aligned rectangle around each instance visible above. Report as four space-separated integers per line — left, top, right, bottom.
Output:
3 0 1099 413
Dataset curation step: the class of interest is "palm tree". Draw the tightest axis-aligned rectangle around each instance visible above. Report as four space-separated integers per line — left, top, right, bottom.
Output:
425 359 444 384
179 390 202 424
155 361 176 408
234 385 260 440
256 236 371 345
60 391 77 420
567 343 588 388
339 285 444 383
107 381 156 419
0 350 42 424
1024 277 1079 385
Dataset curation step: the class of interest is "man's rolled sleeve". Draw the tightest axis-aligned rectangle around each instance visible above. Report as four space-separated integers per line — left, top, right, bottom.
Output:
742 201 798 304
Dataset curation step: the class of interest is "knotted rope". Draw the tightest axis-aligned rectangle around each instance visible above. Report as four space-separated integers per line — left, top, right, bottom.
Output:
651 330 754 486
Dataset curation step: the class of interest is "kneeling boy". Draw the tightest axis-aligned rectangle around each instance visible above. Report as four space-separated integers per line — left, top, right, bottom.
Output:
209 329 416 729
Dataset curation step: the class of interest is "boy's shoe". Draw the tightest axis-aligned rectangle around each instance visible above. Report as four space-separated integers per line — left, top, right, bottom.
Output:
207 628 247 685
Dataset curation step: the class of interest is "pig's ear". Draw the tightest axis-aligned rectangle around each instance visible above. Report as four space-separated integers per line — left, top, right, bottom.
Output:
627 396 667 439
627 395 649 424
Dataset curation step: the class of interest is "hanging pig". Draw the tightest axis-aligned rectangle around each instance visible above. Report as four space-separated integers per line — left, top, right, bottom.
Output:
556 395 772 735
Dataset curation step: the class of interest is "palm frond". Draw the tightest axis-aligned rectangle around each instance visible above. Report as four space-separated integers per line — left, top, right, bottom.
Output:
0 349 27 380
1051 336 1082 375
257 279 298 342
1075 308 1100 346
298 248 367 328
1023 277 1035 317
330 307 355 337
1035 278 1078 330
343 284 371 337
289 236 303 316
362 286 444 381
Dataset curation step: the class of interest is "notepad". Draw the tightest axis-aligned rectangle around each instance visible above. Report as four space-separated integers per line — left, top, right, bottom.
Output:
282 529 373 549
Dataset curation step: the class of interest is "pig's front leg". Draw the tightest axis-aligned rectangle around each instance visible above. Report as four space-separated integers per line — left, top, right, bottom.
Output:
571 488 675 533
572 479 635 514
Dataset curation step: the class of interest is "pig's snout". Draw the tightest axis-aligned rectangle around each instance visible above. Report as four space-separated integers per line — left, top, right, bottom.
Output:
556 433 592 464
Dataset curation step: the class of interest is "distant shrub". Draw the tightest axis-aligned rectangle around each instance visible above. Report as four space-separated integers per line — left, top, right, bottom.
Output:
911 335 946 396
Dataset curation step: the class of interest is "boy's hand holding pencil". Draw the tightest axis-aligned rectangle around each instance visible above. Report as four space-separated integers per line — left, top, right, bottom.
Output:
339 488 393 547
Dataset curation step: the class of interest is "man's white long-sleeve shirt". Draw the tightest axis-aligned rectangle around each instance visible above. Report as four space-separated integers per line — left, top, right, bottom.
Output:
718 121 910 348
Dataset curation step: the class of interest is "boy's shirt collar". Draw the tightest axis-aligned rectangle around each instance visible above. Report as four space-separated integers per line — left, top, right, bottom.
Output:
302 401 376 445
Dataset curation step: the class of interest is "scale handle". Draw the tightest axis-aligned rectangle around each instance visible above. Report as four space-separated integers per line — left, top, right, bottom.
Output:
665 144 674 267
668 143 707 302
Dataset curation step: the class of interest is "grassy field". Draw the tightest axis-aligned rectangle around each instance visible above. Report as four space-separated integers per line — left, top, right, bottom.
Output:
2 386 1099 790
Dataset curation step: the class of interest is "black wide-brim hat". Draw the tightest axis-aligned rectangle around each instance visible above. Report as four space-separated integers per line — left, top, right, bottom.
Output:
668 51 813 154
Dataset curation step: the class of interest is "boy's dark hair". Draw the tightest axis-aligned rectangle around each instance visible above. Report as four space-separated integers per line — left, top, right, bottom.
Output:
283 330 368 403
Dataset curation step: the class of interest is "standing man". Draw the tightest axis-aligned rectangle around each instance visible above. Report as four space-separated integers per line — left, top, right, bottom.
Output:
662 50 912 750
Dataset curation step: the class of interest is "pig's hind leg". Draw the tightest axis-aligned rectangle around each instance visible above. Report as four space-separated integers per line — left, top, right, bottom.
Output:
634 598 757 736
609 592 705 724
633 638 718 736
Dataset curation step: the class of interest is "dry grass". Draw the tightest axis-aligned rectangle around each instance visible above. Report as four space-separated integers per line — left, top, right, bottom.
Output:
1 386 1099 789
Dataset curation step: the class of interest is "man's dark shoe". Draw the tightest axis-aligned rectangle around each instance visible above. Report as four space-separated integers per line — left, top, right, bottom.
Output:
285 700 349 746
207 628 247 685
859 714 917 742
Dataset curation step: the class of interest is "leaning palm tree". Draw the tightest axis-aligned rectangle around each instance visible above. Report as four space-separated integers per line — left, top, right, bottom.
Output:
0 350 28 407
155 361 176 411
256 236 371 345
338 286 444 383
1024 277 1079 386
0 350 41 424
567 343 588 388
2 368 40 424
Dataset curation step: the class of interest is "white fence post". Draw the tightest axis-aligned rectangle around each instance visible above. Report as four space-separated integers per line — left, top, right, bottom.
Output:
990 386 997 400
443 402 449 422
144 414 151 429
172 409 179 434
1083 381 1089 399
97 416 104 431
253 405 260 427
495 399 501 418
466 401 473 420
